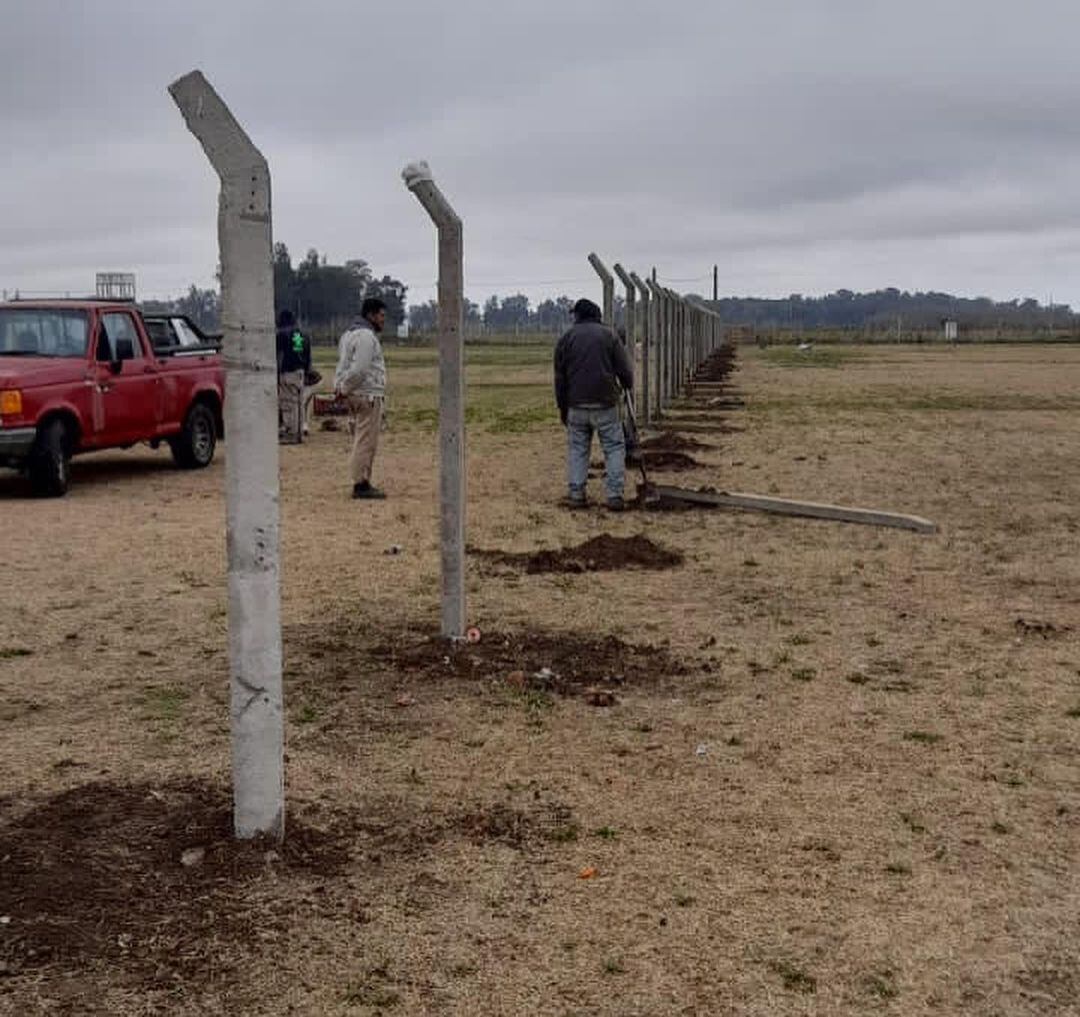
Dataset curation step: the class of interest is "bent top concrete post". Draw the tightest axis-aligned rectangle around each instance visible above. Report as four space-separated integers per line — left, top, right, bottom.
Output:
402 161 466 638
643 278 660 414
169 69 283 842
612 263 637 412
587 253 615 327
629 271 652 426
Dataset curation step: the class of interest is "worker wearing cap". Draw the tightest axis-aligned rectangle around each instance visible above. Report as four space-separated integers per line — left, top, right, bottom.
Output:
276 309 311 444
554 298 634 511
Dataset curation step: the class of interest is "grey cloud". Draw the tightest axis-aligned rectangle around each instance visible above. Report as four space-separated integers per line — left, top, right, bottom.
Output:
2 0 1080 307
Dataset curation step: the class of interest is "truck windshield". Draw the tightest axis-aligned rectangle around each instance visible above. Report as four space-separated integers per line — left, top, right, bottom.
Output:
0 309 89 357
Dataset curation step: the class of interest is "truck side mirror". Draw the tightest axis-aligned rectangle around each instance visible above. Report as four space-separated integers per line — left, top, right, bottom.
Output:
110 337 134 373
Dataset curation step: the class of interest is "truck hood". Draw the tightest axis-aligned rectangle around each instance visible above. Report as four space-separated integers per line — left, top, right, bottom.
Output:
0 357 86 389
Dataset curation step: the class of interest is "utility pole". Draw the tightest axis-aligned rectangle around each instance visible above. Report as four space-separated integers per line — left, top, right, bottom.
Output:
713 264 718 303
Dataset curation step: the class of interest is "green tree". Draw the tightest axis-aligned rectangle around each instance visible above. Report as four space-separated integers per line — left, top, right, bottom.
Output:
365 275 408 331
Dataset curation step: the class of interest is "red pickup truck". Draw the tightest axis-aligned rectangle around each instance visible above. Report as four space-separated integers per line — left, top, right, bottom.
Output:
0 300 225 496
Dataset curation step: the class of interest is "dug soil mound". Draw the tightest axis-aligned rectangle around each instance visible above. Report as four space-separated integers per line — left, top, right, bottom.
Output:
639 450 702 472
369 627 686 696
693 348 738 382
0 780 356 989
640 432 715 452
470 534 682 574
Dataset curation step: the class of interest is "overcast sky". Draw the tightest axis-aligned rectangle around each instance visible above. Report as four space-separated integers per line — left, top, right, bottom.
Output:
3 0 1079 310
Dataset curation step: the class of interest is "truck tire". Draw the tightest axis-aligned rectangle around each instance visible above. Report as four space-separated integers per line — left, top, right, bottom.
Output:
28 419 71 497
170 402 217 469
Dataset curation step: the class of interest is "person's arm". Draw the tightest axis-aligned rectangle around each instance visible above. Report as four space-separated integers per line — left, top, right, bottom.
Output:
276 330 286 376
333 333 354 395
611 332 634 392
554 333 569 425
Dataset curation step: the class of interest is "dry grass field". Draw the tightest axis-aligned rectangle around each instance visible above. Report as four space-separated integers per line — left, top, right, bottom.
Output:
1 341 1078 1016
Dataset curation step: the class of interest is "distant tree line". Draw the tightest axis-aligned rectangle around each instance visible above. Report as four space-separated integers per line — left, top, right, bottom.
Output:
144 280 1077 343
142 247 408 341
700 288 1076 332
272 245 407 336
409 293 625 336
409 287 1080 339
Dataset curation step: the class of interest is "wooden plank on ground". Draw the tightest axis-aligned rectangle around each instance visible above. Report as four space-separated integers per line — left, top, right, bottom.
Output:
651 485 937 534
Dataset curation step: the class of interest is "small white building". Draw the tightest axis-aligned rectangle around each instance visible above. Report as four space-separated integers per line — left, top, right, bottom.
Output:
943 319 958 342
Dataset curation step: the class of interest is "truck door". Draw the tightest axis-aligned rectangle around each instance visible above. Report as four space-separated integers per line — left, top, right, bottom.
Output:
92 311 162 442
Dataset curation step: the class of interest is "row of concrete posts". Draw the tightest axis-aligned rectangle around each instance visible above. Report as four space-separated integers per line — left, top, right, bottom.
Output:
588 253 725 425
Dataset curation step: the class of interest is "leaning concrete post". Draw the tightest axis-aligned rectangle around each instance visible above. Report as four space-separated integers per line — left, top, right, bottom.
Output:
169 70 283 841
630 272 652 425
612 263 637 411
588 253 615 326
403 162 466 638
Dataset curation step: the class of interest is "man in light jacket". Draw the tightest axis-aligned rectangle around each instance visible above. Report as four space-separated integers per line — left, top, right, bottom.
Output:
334 297 388 499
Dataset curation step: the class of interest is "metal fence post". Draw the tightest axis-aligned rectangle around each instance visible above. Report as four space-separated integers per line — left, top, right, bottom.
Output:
403 162 466 638
169 70 284 841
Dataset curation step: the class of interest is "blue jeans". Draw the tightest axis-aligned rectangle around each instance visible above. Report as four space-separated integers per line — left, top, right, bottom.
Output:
566 404 625 502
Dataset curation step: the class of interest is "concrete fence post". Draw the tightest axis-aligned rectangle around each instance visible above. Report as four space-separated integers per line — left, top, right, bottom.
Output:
673 294 683 395
403 161 466 639
679 296 689 391
169 70 284 841
612 263 637 411
629 272 651 426
647 280 666 413
588 253 615 327
665 287 673 405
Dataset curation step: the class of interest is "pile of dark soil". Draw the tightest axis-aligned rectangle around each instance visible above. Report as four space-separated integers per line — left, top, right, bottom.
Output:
470 534 682 574
640 432 715 452
693 347 738 382
369 627 685 696
640 450 702 472
0 781 356 988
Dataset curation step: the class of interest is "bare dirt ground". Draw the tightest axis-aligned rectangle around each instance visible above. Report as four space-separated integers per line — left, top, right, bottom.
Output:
1 341 1078 1016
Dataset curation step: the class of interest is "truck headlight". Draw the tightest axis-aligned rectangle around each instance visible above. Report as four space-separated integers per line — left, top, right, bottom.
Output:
0 390 23 417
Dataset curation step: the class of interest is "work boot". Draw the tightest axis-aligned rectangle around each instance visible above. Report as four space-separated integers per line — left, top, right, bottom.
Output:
563 493 588 510
352 481 386 500
606 497 625 513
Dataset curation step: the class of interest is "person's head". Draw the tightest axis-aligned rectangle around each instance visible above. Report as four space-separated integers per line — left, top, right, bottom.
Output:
277 308 295 329
571 298 602 324
362 297 387 333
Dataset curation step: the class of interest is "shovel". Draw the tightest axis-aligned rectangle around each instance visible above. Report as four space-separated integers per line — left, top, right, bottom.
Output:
622 387 660 506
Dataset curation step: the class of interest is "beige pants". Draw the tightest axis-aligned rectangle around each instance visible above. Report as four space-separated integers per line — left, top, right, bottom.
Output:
347 393 383 484
278 370 304 442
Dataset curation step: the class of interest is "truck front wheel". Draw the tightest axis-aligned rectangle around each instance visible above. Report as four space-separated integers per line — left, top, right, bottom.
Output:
28 419 71 497
170 402 217 469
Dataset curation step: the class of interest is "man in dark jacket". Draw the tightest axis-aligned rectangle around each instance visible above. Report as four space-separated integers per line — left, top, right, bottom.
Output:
276 309 311 444
554 298 634 510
